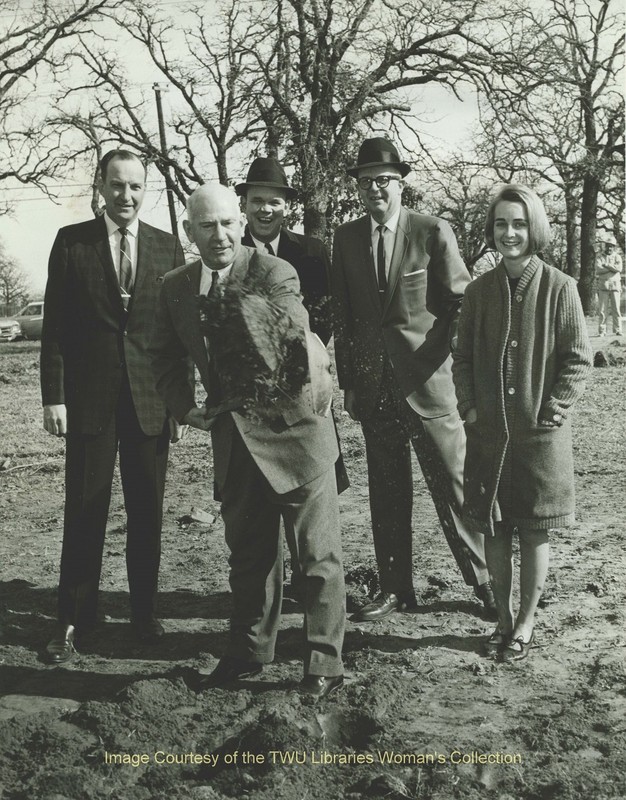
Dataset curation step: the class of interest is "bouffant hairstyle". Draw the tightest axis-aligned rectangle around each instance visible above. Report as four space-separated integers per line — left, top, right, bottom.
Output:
100 149 146 181
484 184 551 253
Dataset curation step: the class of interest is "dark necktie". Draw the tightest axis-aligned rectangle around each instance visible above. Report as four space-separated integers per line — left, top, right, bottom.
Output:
208 270 220 297
265 242 275 256
118 228 133 295
206 270 221 404
377 224 387 295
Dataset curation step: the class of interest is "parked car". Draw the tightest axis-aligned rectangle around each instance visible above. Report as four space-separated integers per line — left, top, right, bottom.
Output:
13 301 44 339
0 316 22 342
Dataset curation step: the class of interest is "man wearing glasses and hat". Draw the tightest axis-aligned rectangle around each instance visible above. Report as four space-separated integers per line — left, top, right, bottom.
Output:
331 137 495 622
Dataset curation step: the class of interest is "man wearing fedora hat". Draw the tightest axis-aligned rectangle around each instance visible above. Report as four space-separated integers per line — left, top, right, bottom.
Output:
331 136 495 622
236 157 333 345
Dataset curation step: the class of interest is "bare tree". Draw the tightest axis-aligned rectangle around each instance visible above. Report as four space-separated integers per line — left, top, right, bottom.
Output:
0 0 119 212
0 242 29 311
471 0 624 310
48 0 520 238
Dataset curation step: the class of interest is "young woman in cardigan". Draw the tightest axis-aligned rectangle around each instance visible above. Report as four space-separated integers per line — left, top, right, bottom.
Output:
452 184 592 662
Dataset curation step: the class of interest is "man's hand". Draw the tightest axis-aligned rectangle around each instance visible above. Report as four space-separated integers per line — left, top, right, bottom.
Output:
182 406 216 432
43 404 67 437
168 418 188 443
344 389 359 421
464 407 478 424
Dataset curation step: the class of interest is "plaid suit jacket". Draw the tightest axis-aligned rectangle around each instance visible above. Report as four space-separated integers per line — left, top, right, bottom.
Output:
41 216 185 435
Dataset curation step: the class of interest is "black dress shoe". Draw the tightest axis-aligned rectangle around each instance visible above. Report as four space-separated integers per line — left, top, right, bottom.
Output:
299 674 344 699
474 582 498 621
199 657 263 689
131 616 165 644
349 591 417 622
45 625 77 664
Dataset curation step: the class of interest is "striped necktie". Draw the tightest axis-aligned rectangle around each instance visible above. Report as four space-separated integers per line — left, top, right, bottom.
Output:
118 228 133 295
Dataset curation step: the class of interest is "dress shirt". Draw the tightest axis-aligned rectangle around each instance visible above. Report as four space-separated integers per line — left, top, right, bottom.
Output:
199 262 233 296
104 213 139 286
370 209 400 287
250 232 281 256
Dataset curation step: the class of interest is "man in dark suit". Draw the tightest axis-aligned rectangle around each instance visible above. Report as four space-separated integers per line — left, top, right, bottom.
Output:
331 137 495 622
236 157 333 345
149 184 345 698
41 150 187 662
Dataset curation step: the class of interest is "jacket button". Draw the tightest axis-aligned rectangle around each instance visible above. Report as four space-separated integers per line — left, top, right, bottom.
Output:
516 295 523 302
507 387 515 395
510 340 518 347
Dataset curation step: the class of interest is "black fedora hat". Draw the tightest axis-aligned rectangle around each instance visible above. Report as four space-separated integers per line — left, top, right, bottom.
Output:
235 157 297 199
347 137 411 178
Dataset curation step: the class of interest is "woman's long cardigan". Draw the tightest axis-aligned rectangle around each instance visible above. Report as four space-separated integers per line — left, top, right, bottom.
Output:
452 257 593 535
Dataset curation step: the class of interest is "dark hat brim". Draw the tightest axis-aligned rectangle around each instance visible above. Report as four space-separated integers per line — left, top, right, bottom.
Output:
347 160 411 178
235 181 298 200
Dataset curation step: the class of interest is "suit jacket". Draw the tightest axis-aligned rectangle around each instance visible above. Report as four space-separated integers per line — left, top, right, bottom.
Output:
149 246 338 495
40 216 185 436
331 206 471 418
242 226 332 344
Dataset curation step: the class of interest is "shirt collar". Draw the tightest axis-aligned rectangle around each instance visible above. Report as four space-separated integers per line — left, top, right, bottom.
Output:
370 208 401 235
250 232 281 255
104 212 140 237
201 261 233 280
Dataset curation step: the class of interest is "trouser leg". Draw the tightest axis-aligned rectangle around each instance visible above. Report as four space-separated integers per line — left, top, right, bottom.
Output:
59 418 117 632
607 291 622 333
360 413 414 595
220 429 282 663
281 467 345 676
118 384 169 621
419 413 489 586
598 291 608 333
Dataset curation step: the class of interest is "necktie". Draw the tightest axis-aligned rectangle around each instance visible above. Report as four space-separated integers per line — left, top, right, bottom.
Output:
208 270 220 297
118 228 133 295
265 242 275 256
377 225 387 294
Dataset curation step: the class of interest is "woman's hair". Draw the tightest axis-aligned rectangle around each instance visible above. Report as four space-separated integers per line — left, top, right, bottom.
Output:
484 184 552 253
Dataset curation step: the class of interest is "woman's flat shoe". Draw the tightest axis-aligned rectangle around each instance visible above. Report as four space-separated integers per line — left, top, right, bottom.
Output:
500 632 535 662
483 629 510 656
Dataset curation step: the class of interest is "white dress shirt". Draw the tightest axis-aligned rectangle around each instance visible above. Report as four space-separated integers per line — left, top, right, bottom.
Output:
249 232 281 256
104 213 139 286
199 262 233 296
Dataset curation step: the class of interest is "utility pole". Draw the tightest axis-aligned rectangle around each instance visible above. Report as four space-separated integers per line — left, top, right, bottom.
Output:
153 83 178 236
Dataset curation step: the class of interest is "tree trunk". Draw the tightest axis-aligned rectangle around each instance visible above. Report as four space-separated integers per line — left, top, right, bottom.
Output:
578 172 600 313
564 191 579 277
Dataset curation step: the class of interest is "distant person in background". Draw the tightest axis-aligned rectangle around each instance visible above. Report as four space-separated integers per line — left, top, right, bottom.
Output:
40 150 187 664
596 240 623 335
452 184 592 662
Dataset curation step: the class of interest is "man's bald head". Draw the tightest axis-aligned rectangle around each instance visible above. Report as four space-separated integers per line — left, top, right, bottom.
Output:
184 184 243 269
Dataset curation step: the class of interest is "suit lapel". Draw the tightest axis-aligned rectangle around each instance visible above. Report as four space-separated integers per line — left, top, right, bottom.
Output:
355 216 381 311
133 221 152 299
92 217 124 309
383 207 410 315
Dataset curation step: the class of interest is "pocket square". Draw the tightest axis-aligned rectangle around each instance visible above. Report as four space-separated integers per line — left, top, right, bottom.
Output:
403 269 425 277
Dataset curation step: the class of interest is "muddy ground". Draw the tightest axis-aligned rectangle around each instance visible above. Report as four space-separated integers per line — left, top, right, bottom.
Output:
0 323 624 800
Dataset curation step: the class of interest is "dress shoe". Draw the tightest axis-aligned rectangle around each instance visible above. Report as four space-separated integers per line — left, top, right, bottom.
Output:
45 625 77 664
198 657 263 689
483 628 511 657
500 631 535 663
349 591 417 622
131 616 165 644
299 674 344 699
474 582 498 621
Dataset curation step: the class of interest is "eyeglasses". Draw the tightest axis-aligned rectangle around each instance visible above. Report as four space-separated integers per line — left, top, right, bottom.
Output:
357 176 402 190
